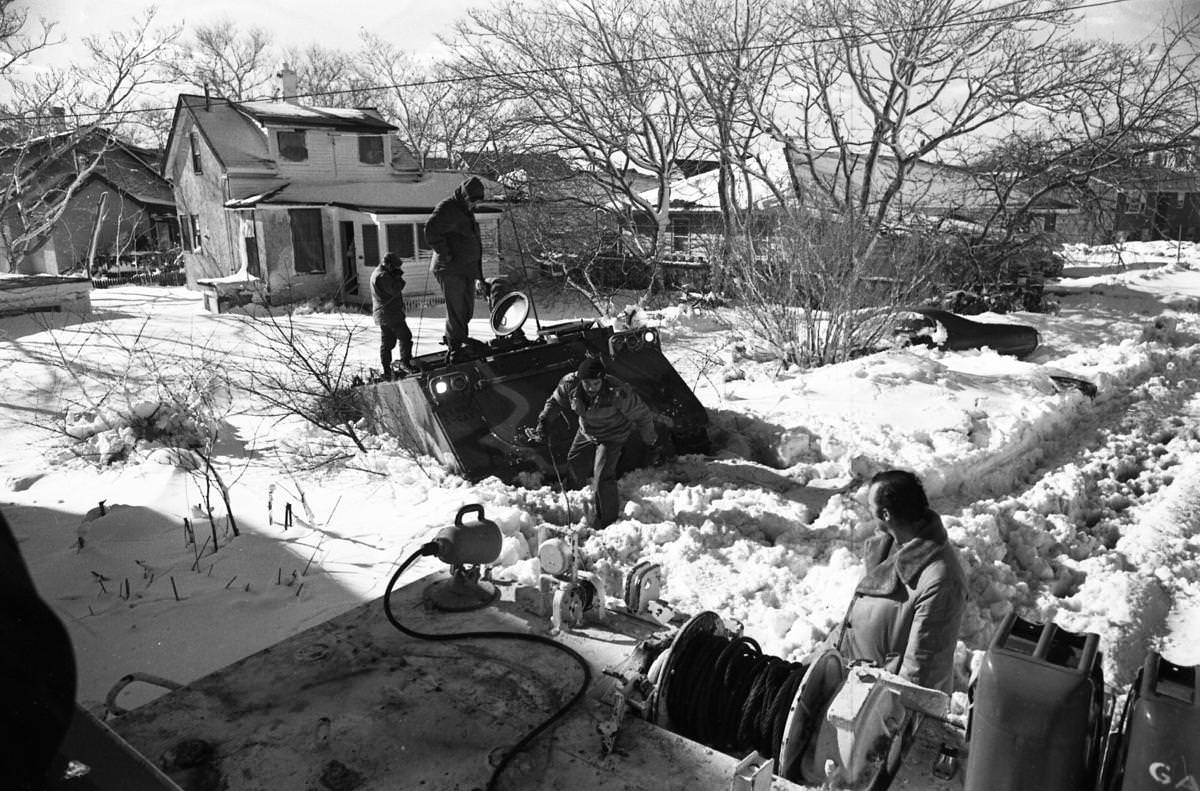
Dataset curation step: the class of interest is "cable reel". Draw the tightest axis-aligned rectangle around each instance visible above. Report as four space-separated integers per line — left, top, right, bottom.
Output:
622 560 672 625
642 611 848 786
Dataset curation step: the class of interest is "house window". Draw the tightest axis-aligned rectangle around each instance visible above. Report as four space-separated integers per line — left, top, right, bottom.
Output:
183 215 201 252
244 236 261 277
278 130 308 162
189 131 202 174
358 135 384 165
361 224 380 268
386 223 418 259
1044 213 1057 233
672 217 690 252
289 209 325 273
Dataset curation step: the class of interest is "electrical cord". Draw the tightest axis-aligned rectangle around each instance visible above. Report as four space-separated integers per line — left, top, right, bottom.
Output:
544 429 576 528
383 546 592 791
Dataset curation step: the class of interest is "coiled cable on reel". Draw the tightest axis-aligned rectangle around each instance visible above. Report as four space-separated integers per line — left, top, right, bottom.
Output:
662 621 811 761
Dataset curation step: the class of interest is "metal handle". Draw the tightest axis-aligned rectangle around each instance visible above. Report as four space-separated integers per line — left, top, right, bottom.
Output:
455 503 485 527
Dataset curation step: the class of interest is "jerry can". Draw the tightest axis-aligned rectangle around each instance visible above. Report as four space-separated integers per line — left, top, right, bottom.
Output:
964 613 1106 791
1100 652 1199 791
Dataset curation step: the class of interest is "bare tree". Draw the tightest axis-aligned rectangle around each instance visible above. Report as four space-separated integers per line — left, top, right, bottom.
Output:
353 36 502 167
756 0 1095 238
966 7 1200 242
0 0 58 83
448 0 702 278
162 19 275 100
282 43 376 105
0 7 180 271
666 0 798 273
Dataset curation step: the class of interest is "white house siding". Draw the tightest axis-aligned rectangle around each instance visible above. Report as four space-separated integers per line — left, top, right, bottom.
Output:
343 215 503 307
330 133 391 180
268 129 393 183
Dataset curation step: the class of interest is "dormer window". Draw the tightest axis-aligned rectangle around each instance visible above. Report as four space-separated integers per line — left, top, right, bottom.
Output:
358 135 384 165
278 129 308 162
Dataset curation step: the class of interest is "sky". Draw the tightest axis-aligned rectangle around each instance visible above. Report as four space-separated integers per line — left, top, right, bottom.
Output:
19 0 478 58
15 0 1193 71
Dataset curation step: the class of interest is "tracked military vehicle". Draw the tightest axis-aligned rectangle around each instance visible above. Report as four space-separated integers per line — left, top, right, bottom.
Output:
356 282 710 482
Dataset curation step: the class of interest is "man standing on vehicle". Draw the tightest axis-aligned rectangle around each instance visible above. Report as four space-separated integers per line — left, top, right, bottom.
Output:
426 176 486 362
371 253 415 378
829 469 967 694
530 357 659 529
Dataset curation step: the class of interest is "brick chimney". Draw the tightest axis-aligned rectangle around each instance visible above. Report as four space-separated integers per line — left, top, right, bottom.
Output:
277 63 298 102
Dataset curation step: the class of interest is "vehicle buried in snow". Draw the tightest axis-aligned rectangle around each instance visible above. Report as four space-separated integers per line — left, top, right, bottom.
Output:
894 307 1041 359
355 282 710 482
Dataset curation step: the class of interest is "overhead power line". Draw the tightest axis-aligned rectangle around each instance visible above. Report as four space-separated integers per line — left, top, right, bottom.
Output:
0 0 1133 126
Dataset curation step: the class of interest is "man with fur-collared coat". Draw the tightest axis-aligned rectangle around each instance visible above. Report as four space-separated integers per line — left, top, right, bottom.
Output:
829 469 967 695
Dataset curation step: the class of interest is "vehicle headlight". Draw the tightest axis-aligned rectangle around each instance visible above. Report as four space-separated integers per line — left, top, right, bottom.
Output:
429 373 472 401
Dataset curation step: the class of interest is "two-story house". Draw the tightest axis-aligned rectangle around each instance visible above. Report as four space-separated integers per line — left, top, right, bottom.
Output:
161 83 502 308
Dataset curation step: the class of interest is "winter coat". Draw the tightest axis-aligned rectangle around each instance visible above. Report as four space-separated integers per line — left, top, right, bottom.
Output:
538 373 658 445
832 511 967 695
425 182 483 280
370 265 408 327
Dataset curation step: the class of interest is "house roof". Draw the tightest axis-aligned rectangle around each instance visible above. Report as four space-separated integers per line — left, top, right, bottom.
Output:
236 101 396 133
0 127 174 207
224 171 503 214
643 148 1009 216
170 95 274 172
166 95 400 176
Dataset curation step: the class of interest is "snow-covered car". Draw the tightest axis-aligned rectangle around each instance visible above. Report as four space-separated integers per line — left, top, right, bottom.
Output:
895 307 1040 359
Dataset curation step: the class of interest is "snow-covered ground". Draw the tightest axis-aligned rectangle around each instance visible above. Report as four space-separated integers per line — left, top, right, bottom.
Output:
2 241 1199 722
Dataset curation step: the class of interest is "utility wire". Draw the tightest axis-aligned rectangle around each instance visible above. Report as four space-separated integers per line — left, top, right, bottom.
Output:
0 0 1132 125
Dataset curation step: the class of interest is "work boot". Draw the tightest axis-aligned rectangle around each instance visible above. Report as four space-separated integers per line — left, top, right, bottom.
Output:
397 358 418 375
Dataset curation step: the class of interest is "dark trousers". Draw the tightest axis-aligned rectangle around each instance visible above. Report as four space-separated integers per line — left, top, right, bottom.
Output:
567 433 627 529
437 272 475 347
380 320 413 372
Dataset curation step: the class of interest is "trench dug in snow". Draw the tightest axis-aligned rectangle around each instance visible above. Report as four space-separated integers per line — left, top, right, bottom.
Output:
488 328 1200 693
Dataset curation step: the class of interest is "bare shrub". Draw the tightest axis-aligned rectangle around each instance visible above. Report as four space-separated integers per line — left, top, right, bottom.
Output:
728 213 944 366
241 308 372 456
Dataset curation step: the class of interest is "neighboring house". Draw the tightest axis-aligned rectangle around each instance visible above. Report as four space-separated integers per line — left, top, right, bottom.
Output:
1106 143 1200 242
0 128 178 275
161 86 503 307
640 148 1082 257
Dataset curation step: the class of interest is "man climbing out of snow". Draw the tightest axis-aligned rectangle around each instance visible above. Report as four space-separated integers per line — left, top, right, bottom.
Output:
530 357 660 529
371 252 416 378
426 176 486 363
827 469 967 695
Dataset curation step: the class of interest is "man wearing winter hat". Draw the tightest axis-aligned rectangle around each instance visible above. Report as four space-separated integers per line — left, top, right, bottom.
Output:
370 252 415 378
426 176 487 362
531 356 659 529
